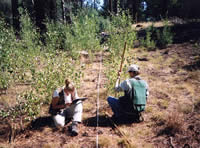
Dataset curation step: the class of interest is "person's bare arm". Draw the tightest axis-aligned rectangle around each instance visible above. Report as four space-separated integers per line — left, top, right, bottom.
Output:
51 97 71 109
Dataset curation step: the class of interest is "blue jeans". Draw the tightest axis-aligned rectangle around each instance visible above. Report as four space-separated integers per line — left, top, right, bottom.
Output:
107 96 122 118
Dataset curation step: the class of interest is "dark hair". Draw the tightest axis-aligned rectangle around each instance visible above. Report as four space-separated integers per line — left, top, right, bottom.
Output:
129 71 140 76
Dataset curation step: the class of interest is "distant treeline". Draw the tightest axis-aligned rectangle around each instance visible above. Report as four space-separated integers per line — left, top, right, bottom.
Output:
1 0 200 30
104 0 200 22
0 0 84 30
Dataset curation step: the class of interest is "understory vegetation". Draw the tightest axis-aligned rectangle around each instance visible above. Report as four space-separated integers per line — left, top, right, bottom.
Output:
141 21 174 50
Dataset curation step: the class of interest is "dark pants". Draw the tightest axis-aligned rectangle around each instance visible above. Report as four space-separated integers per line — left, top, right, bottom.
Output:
107 96 140 118
107 96 123 118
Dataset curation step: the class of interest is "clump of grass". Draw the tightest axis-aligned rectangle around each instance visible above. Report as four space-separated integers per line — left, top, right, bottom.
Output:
178 104 193 114
117 138 136 148
145 106 153 113
98 136 112 148
64 143 80 148
43 143 60 148
157 100 169 109
83 102 94 112
194 98 200 110
164 112 184 135
151 111 166 126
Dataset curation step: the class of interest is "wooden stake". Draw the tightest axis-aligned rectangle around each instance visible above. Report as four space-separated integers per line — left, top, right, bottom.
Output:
115 41 127 97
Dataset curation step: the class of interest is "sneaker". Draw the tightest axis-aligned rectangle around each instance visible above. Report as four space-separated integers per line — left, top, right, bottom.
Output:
71 122 78 136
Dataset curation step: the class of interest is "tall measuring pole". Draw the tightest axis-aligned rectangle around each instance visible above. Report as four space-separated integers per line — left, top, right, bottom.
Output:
115 41 127 97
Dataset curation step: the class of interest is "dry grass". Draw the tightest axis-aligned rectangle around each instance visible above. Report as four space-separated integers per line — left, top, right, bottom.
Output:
117 138 137 148
98 135 113 148
187 70 200 81
83 102 94 112
151 111 166 125
194 97 200 110
157 100 169 109
178 104 193 114
43 143 63 148
164 112 184 135
63 143 80 148
145 106 153 113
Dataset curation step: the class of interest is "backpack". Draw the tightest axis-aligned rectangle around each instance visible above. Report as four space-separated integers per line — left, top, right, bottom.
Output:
129 79 147 113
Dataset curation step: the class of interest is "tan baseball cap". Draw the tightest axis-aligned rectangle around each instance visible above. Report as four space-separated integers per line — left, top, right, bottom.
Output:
127 64 139 72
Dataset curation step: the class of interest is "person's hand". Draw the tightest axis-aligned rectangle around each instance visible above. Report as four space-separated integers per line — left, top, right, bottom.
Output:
117 70 121 77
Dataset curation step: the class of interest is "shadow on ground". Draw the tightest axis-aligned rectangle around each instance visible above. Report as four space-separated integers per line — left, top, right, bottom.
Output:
83 115 139 127
183 60 200 71
83 115 111 127
29 116 55 131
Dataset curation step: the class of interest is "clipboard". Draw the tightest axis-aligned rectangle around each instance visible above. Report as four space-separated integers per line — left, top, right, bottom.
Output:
72 97 88 104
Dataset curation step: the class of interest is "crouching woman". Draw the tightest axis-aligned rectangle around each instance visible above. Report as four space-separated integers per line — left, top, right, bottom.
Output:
49 79 82 136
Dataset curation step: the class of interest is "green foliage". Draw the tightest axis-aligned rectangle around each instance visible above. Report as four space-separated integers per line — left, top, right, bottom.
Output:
106 11 137 55
141 25 156 50
45 22 67 51
45 8 102 55
156 21 173 48
18 9 41 52
140 21 173 50
0 10 85 121
17 91 40 120
31 51 84 104
0 19 16 88
103 12 137 96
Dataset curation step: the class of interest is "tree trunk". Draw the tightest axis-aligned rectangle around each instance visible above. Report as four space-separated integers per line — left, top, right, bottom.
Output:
109 0 113 13
161 0 169 18
94 0 96 9
61 0 66 23
113 0 118 14
80 0 83 8
11 0 19 30
128 0 140 22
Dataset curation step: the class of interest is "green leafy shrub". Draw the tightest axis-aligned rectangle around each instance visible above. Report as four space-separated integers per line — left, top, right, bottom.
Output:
103 11 137 96
156 21 173 48
140 21 173 50
106 11 137 55
45 22 67 51
140 25 156 50
45 8 102 56
18 8 41 52
0 19 16 88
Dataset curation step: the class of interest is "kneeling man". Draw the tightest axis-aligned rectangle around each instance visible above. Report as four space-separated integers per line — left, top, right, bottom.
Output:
107 64 149 122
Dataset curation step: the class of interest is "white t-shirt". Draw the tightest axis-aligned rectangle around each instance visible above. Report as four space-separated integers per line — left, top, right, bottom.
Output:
53 86 79 104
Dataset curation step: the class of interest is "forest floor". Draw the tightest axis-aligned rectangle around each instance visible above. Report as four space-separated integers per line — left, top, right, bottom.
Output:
0 23 200 148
